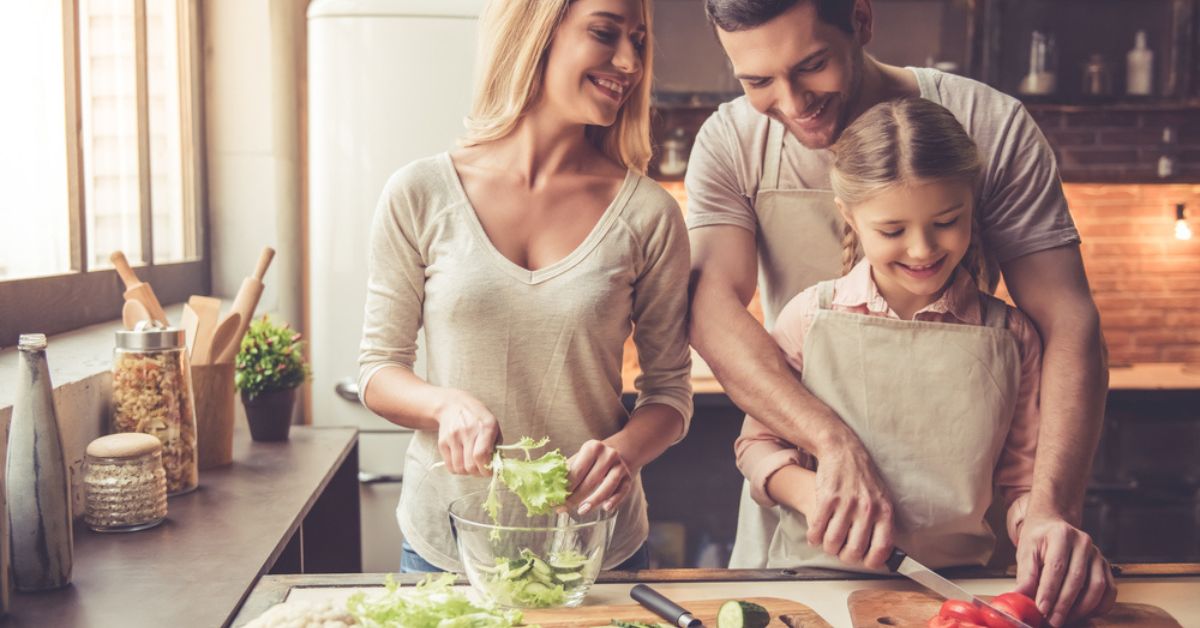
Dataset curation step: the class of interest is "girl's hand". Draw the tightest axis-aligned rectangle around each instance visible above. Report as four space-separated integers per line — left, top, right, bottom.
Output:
433 389 500 477
566 439 635 516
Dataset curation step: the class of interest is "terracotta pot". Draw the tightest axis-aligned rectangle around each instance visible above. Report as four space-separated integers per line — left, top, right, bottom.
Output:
241 387 296 442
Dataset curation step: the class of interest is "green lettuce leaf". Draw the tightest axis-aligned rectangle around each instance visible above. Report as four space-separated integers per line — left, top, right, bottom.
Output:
487 437 571 521
346 573 527 628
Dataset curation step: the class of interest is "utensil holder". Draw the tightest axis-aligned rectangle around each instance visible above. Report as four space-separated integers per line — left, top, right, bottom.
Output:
192 363 236 469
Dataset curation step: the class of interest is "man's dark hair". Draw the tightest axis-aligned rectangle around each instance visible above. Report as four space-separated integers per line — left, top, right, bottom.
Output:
705 0 855 34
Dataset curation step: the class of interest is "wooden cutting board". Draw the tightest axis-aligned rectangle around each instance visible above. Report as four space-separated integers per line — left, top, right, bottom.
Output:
523 596 831 627
847 590 1180 627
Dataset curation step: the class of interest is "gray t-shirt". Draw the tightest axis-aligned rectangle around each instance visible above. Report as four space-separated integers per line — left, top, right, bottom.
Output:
358 153 694 570
685 66 1080 288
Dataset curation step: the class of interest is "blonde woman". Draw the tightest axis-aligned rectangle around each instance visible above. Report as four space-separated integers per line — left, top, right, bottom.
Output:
358 0 692 573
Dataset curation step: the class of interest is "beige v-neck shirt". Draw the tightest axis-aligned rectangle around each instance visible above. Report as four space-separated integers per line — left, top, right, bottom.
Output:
358 153 693 570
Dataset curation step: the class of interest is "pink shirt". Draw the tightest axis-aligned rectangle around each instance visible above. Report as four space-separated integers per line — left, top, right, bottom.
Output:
736 259 1042 541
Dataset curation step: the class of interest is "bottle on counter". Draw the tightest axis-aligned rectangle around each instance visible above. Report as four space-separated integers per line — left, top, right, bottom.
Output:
1126 30 1154 96
112 324 198 495
6 333 73 592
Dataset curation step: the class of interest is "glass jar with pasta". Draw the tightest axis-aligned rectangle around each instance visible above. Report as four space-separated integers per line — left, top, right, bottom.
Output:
112 323 198 495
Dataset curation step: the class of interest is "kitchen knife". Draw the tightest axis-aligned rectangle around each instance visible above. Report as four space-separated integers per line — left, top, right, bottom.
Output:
630 584 704 628
886 548 1035 628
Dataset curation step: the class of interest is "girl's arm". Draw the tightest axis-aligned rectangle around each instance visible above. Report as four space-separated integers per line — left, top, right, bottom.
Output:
736 414 817 507
766 463 819 520
995 306 1044 543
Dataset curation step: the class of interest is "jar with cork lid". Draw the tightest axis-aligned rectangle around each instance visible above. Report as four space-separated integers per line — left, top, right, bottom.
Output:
84 433 168 532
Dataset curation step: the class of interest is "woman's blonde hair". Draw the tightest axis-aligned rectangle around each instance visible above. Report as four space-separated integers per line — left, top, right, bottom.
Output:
830 97 994 290
462 0 655 173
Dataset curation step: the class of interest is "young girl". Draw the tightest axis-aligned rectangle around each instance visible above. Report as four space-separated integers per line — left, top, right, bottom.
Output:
358 0 692 573
735 97 1042 571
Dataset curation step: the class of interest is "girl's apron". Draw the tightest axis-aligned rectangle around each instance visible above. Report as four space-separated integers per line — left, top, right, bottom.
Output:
765 280 1021 569
729 118 845 568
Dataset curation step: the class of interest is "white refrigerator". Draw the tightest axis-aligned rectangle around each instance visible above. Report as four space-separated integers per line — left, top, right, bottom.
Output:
307 0 483 572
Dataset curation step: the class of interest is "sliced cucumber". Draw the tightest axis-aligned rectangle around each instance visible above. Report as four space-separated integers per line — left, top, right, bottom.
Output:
717 600 771 628
530 556 553 579
553 571 584 585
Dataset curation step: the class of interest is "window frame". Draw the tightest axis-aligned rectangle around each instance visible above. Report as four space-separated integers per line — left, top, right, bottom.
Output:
0 0 208 348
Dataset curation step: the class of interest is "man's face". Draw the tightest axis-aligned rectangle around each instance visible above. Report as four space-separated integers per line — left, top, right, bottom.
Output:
716 1 869 149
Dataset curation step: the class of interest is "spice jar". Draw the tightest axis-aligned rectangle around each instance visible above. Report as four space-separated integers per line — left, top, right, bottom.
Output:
84 433 168 532
112 324 198 495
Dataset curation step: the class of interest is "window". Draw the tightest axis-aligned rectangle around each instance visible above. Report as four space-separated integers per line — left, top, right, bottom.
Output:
0 0 206 347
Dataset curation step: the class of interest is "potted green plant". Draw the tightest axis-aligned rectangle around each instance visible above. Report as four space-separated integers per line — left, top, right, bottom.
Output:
234 315 310 441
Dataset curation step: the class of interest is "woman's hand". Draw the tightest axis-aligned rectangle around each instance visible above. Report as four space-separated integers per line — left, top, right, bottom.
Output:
565 439 635 516
433 388 500 477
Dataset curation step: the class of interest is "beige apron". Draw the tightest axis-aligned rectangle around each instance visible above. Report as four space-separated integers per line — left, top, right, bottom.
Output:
729 119 845 568
765 280 1020 570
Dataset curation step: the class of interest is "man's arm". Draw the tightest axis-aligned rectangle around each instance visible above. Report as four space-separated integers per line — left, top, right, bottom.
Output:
1001 244 1117 626
689 224 896 568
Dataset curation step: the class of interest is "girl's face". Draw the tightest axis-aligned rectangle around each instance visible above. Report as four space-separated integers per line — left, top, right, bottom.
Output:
840 179 975 309
539 0 646 127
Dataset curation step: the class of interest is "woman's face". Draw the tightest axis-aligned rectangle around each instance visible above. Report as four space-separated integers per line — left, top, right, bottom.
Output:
539 0 646 127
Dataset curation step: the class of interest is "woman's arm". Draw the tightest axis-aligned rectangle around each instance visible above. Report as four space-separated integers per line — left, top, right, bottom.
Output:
567 191 694 514
358 170 498 476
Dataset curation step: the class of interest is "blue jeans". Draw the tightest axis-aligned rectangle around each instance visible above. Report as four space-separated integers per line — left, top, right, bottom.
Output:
400 540 651 573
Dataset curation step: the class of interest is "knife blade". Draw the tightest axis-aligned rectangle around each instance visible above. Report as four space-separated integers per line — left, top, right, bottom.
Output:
630 584 704 628
886 548 1035 628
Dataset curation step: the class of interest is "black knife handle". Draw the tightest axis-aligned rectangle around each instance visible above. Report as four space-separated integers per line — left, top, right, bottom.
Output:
631 584 701 628
885 547 907 572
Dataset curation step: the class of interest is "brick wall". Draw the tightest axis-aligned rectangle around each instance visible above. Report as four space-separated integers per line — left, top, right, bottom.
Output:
1067 183 1200 364
1030 108 1200 183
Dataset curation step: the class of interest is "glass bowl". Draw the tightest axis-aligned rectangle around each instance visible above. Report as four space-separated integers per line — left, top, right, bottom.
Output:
448 489 615 608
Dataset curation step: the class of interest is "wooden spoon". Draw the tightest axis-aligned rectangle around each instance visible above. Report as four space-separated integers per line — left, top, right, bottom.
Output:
188 295 222 364
121 300 151 330
110 251 170 325
207 312 243 366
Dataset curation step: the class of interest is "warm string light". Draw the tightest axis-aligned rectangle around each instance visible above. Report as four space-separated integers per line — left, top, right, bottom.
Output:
1176 203 1192 241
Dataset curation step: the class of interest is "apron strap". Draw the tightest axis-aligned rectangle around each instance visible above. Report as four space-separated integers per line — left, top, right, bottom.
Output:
761 119 785 191
816 279 836 310
980 296 1009 329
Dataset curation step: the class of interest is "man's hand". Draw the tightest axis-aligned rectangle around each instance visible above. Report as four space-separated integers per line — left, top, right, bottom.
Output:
433 388 500 477
808 436 897 569
1015 514 1117 627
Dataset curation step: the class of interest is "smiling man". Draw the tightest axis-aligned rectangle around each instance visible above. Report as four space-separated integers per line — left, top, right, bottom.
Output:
685 1 1115 626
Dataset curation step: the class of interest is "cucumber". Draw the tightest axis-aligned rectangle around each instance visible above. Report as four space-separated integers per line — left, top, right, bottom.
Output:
549 553 589 572
505 560 532 579
717 600 771 628
553 571 584 585
530 556 553 579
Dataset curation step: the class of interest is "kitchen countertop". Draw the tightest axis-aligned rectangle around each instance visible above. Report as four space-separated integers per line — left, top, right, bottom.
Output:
623 357 1200 396
231 564 1200 627
5 425 359 628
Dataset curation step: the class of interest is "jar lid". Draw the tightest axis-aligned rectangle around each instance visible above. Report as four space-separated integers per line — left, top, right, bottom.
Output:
87 433 162 458
115 325 185 350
